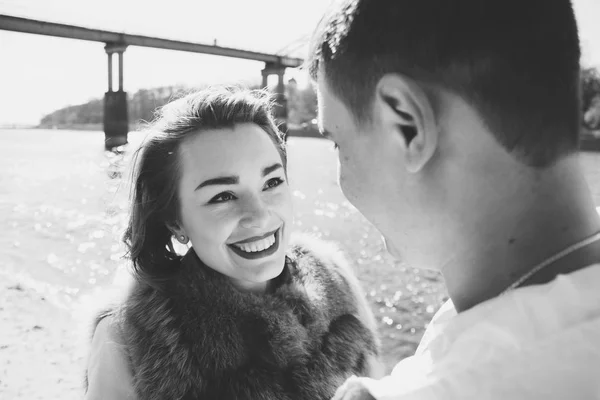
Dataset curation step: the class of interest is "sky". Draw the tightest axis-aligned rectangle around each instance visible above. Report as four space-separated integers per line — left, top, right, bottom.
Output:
1 0 599 125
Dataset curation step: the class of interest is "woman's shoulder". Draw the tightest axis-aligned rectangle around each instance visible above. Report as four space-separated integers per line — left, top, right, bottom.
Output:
88 310 130 371
92 312 124 343
287 233 362 304
288 232 354 275
85 314 136 400
289 232 379 332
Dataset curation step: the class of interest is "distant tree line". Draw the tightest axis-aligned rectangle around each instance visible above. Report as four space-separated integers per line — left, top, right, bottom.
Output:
38 68 600 132
582 67 600 131
38 82 318 130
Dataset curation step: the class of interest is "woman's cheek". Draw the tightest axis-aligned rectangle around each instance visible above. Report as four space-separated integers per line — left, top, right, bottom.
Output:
189 205 238 237
211 205 243 225
266 190 293 214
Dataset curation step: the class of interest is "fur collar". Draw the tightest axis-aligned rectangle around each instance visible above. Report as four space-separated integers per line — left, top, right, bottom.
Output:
117 238 378 400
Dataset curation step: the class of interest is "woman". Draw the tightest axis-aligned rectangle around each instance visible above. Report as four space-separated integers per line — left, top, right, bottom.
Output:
84 87 382 400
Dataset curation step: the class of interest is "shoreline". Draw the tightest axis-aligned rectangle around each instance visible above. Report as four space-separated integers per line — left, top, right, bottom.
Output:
5 125 599 151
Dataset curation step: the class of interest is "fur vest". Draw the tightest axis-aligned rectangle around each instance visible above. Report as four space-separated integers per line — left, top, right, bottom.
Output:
97 237 378 400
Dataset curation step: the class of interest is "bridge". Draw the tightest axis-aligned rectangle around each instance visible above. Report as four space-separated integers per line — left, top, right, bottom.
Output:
0 15 304 147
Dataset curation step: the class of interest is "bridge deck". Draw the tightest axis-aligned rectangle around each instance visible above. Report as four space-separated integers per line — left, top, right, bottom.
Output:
0 15 303 68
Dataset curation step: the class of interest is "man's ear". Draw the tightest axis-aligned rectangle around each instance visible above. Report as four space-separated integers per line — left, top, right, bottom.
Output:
375 74 439 173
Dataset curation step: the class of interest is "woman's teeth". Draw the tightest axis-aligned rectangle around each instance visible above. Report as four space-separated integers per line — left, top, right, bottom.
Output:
233 234 276 253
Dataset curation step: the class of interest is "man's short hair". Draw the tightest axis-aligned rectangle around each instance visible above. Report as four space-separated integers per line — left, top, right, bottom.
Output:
308 0 581 167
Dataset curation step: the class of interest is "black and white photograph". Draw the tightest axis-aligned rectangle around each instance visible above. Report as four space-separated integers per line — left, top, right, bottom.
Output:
1 0 599 399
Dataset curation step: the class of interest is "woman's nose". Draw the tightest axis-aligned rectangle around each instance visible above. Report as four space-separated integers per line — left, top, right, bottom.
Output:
240 197 270 229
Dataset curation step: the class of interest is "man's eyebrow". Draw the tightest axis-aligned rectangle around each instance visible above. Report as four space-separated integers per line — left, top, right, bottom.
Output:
263 163 283 177
195 176 238 191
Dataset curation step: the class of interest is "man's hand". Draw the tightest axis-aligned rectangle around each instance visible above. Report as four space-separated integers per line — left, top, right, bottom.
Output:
332 376 376 400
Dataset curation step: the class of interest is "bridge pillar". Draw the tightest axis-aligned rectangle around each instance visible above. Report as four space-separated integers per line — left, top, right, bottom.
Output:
104 43 129 149
262 62 288 134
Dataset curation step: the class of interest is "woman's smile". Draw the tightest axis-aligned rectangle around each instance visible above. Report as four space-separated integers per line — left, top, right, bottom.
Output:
176 123 293 289
228 227 282 260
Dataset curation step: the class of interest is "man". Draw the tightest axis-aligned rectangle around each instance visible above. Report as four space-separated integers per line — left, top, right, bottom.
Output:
308 0 600 398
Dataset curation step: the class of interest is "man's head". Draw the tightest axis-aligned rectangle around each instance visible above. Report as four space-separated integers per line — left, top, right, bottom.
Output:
310 0 582 268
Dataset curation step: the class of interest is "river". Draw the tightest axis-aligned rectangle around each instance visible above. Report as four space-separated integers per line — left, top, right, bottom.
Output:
1 128 600 381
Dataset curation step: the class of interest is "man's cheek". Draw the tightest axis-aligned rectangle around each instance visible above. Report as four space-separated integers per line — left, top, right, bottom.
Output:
338 170 354 202
339 169 363 206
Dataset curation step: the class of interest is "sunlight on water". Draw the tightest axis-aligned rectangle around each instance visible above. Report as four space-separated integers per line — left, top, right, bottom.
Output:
1 129 600 382
0 129 143 311
2 130 600 308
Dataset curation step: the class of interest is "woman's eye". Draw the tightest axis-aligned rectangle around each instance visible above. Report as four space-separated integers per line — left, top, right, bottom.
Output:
264 177 284 190
209 192 236 203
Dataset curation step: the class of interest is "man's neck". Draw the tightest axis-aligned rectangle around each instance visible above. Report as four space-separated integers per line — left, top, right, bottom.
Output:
441 156 600 313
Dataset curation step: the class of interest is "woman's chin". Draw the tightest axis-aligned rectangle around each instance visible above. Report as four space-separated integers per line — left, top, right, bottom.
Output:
258 255 287 281
234 262 284 293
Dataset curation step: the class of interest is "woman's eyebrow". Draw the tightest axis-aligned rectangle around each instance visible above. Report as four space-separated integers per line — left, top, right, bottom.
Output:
195 163 282 191
195 176 238 191
262 163 283 177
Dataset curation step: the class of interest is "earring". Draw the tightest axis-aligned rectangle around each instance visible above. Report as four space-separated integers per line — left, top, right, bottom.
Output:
176 234 189 244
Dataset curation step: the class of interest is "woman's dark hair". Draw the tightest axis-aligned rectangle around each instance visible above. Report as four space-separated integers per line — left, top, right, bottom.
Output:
123 86 286 288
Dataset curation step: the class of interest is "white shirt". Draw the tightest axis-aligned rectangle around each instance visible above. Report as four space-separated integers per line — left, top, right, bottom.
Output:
353 264 600 399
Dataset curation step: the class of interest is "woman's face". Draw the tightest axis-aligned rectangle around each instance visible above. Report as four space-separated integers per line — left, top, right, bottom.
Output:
176 123 293 292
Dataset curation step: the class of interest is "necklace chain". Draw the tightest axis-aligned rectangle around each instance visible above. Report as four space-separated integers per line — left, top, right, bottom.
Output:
501 231 600 295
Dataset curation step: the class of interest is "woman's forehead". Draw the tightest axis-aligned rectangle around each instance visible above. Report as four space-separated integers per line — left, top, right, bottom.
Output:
178 124 283 182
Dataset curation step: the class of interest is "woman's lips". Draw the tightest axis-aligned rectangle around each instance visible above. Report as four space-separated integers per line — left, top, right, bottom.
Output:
230 227 279 245
228 228 281 260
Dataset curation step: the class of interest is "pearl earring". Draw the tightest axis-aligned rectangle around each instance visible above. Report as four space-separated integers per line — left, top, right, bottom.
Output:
175 234 188 244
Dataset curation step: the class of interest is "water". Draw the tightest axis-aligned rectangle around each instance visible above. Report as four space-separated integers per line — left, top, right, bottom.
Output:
1 129 600 395
1 129 134 310
2 127 600 309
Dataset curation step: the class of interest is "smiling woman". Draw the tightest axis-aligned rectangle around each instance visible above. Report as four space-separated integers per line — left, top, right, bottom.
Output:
175 123 293 293
83 86 383 400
